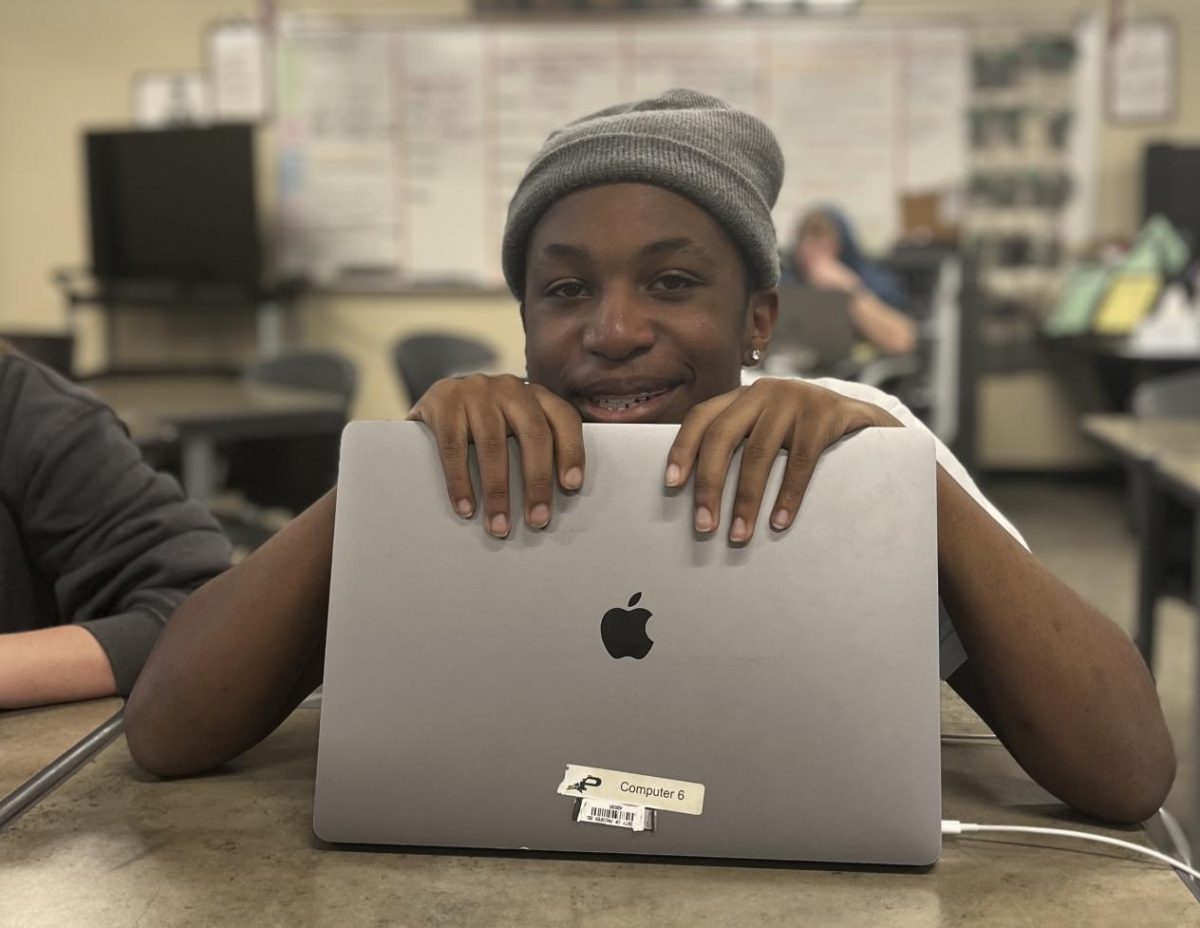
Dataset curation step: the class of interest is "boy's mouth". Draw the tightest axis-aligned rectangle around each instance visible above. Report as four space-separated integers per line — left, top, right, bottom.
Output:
573 381 681 423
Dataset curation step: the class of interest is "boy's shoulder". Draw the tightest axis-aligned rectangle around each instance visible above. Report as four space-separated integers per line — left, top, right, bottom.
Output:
801 375 900 406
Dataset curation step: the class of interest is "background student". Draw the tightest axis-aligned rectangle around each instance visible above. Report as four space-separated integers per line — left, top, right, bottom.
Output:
786 207 919 356
0 344 231 709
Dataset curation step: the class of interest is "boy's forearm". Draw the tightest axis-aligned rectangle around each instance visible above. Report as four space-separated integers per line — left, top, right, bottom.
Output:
126 490 338 777
0 625 118 710
936 467 1175 823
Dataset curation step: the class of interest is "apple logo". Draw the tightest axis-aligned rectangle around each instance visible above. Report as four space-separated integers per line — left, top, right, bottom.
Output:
600 592 654 659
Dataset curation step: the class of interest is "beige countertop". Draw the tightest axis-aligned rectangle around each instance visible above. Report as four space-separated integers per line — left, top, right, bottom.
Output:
0 697 123 800
0 689 1193 926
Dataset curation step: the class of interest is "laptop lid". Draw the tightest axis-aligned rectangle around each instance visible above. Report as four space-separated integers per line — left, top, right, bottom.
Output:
772 285 857 371
315 422 941 865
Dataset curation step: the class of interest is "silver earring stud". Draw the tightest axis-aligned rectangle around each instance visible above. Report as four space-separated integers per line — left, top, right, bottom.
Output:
749 348 762 364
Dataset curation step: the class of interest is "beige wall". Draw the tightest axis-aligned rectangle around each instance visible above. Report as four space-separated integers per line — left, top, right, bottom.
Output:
2 0 1197 419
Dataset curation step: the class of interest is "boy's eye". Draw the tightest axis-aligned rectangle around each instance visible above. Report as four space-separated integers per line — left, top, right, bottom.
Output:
546 280 588 299
650 272 699 292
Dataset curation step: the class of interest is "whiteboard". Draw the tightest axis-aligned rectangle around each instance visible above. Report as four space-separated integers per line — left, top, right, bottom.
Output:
274 15 969 289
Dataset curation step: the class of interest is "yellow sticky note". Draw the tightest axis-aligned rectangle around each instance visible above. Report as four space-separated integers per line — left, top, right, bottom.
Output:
1092 273 1161 336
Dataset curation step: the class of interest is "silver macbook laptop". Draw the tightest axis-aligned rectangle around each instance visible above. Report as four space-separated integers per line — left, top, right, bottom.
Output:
315 421 941 866
772 285 857 374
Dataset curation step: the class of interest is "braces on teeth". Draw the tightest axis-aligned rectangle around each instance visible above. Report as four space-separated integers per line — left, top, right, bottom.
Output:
594 389 667 411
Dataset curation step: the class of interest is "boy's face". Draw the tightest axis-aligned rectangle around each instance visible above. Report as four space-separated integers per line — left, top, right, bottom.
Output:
522 183 776 425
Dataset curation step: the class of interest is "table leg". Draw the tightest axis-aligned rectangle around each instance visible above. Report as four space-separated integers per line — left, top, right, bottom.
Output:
181 436 219 505
1134 464 1168 670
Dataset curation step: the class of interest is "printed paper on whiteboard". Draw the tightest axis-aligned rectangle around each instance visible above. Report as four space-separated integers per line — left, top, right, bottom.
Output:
209 20 268 121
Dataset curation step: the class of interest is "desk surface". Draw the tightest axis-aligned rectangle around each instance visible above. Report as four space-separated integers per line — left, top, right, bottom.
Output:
87 375 346 444
0 698 123 799
1082 414 1200 464
0 691 1192 926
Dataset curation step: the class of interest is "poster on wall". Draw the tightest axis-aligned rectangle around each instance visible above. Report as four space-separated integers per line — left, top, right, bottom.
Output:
1107 18 1176 124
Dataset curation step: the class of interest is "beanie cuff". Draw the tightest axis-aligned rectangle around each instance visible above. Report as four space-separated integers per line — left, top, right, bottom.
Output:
502 132 781 298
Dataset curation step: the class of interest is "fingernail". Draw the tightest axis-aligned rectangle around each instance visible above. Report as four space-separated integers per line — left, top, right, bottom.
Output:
730 517 748 543
694 506 714 533
665 463 681 487
455 498 474 517
489 513 510 537
529 504 550 528
771 508 790 530
564 467 582 490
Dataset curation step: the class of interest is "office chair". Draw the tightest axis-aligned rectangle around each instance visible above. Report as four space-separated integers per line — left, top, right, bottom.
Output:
223 350 358 521
392 333 499 405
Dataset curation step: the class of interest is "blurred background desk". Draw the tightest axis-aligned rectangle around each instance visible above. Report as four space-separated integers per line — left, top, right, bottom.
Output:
88 375 347 504
1048 336 1200 414
0 690 1193 925
1083 415 1200 663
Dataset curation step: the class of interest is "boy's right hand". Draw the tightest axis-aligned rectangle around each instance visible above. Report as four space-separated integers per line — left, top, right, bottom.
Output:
408 374 585 538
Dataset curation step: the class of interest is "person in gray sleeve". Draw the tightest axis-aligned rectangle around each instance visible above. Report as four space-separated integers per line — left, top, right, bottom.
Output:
0 344 231 708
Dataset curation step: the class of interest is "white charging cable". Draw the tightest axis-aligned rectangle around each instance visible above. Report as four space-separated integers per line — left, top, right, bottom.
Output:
1156 807 1192 866
942 819 1200 883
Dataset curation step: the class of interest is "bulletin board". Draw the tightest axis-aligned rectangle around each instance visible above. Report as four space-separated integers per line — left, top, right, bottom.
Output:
274 14 969 289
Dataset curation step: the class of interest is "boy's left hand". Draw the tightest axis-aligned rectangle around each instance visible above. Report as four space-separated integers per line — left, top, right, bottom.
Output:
664 379 901 543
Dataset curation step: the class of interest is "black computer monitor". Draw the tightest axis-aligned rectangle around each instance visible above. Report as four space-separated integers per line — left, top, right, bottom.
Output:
85 125 261 288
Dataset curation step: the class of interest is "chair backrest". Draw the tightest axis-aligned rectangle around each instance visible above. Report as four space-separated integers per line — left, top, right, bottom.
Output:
244 351 358 410
392 333 499 405
229 351 358 514
1131 368 1200 418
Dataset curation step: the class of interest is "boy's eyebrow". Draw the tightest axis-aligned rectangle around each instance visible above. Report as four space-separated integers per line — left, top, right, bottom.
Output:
638 237 716 266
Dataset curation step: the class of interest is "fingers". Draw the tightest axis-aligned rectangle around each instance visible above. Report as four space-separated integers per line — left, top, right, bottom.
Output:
533 387 586 492
466 402 513 538
427 406 477 520
503 397 557 531
683 392 761 538
769 400 890 532
666 381 900 542
727 410 792 543
411 376 584 538
664 391 740 491
768 424 820 533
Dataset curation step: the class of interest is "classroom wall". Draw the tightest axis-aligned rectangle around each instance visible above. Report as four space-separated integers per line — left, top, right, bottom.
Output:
2 0 1197 421
862 0 1200 244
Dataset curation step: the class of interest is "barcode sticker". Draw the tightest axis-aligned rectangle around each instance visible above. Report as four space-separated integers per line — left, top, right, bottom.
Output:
558 764 705 815
575 799 655 833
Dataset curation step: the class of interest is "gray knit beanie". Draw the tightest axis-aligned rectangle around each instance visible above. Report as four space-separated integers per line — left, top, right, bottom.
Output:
501 88 785 299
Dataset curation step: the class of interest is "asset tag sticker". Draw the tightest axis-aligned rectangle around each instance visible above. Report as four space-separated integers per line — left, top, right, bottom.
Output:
575 799 655 833
557 764 705 815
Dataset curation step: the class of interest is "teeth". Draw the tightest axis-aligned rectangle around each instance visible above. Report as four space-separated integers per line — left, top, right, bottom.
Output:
593 389 667 412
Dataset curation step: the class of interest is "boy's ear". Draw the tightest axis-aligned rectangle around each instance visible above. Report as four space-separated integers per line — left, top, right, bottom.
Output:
745 288 778 355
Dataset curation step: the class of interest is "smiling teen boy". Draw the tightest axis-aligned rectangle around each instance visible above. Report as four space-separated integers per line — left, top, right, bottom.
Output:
126 90 1174 825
